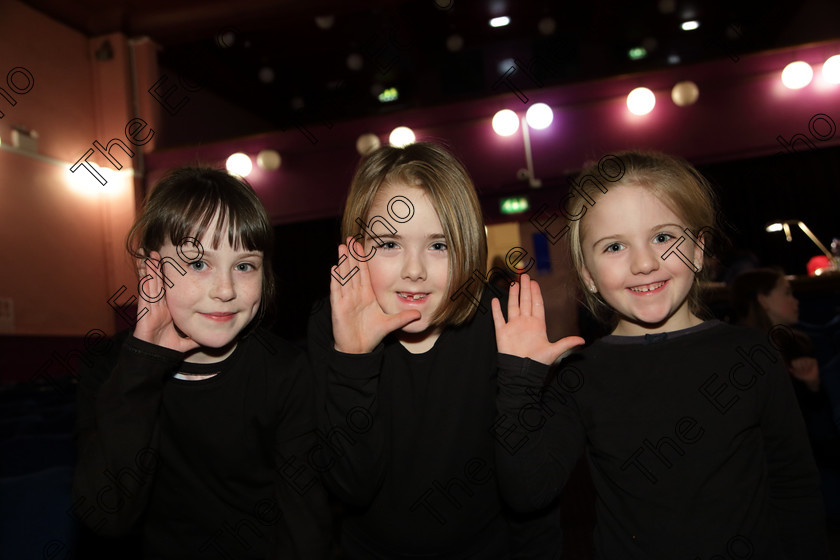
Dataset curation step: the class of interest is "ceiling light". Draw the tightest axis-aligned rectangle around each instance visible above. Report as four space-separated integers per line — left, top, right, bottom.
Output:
681 20 699 31
389 126 415 147
256 150 281 170
490 16 510 28
671 81 699 106
781 61 813 89
356 133 381 155
525 103 553 129
626 87 655 115
226 153 252 177
823 55 840 84
492 109 520 136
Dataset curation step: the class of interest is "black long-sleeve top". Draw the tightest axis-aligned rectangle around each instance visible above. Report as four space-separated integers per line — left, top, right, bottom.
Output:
496 320 829 559
307 298 528 559
73 329 331 559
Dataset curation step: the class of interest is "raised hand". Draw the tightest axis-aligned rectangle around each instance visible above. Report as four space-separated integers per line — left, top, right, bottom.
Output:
491 274 584 365
133 251 201 353
330 238 421 354
789 356 820 392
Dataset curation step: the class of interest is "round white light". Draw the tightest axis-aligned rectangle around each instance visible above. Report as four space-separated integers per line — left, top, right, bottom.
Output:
823 55 840 84
226 153 252 177
781 61 813 89
681 20 699 31
671 81 699 106
256 150 281 170
258 67 275 83
314 15 335 30
492 109 520 136
356 133 381 155
389 126 415 147
446 34 464 52
347 53 363 71
626 87 656 115
525 103 553 129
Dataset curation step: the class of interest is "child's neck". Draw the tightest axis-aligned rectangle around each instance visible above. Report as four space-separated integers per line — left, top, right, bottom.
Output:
183 341 239 364
397 328 442 354
612 313 704 336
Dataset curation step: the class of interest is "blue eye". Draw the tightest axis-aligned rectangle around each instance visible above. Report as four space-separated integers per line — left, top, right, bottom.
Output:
190 261 207 271
604 242 623 253
376 241 398 249
236 262 256 272
654 233 675 243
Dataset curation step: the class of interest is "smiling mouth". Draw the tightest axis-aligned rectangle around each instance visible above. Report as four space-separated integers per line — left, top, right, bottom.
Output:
628 281 666 293
201 312 237 321
397 292 429 301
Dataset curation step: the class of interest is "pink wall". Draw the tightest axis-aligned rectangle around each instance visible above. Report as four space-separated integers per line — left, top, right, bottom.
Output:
146 39 840 225
0 0 154 337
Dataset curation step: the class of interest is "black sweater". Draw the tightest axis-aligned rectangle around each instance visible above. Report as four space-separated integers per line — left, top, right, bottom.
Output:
308 298 548 559
496 320 829 559
73 329 331 559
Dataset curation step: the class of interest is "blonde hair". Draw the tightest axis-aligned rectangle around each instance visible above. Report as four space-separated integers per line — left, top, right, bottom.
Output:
567 151 719 326
342 142 487 326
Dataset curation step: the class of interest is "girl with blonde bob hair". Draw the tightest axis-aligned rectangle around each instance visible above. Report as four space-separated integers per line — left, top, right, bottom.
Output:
309 142 561 558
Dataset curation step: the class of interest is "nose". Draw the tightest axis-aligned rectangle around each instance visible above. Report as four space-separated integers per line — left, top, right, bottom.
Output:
210 270 236 301
629 245 660 275
401 248 427 281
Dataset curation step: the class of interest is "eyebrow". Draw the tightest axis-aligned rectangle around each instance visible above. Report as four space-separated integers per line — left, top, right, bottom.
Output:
369 233 446 240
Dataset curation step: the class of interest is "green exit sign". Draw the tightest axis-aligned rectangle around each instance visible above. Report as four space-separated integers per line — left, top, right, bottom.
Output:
500 196 530 214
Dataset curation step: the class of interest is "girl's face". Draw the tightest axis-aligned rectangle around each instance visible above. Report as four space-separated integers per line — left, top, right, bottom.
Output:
759 277 799 326
580 184 704 336
157 215 263 363
363 183 449 351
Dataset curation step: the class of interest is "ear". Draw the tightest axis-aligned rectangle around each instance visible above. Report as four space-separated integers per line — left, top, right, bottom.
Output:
580 265 597 293
692 232 706 272
756 292 770 311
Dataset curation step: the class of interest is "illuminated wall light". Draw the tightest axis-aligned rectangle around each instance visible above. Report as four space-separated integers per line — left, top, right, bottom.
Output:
492 109 520 136
256 149 281 170
525 103 553 130
226 153 253 177
681 20 700 31
671 81 699 106
378 87 399 102
626 87 656 115
356 133 381 155
781 61 813 89
65 164 120 196
389 126 415 147
500 196 530 214
490 16 510 27
628 47 647 60
823 55 840 84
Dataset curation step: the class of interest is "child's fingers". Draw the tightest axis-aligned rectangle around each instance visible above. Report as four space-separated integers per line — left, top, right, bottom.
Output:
506 280 521 320
384 310 421 333
519 274 532 315
491 297 506 331
530 280 545 320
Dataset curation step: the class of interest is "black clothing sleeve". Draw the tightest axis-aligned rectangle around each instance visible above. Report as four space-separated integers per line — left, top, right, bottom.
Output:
307 302 386 506
73 331 179 536
495 353 586 513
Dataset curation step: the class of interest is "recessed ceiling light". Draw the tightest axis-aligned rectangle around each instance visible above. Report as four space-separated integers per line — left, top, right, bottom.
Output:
490 16 510 28
681 20 700 31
